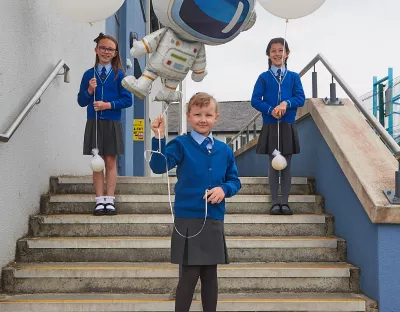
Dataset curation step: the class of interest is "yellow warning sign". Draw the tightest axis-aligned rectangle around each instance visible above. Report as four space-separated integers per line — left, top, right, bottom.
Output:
133 119 144 141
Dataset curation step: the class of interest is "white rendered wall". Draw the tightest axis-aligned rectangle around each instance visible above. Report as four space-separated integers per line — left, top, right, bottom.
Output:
0 0 103 270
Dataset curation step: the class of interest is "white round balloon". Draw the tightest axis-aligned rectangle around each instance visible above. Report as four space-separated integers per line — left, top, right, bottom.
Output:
271 154 287 171
53 0 124 24
90 155 105 172
257 0 326 19
271 149 287 171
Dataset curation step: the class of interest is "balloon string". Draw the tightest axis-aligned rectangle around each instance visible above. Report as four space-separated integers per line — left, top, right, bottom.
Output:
277 19 289 152
282 19 289 69
278 116 280 152
93 67 98 153
144 128 209 239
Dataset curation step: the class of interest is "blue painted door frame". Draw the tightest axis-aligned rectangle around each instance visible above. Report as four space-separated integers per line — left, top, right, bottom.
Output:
106 1 146 176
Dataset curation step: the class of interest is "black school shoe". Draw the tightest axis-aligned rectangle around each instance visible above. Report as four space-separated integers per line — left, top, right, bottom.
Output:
105 203 117 215
281 204 293 215
269 204 282 215
93 203 106 216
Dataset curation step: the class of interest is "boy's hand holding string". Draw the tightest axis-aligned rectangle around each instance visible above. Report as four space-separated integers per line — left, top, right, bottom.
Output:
203 187 225 204
151 115 166 138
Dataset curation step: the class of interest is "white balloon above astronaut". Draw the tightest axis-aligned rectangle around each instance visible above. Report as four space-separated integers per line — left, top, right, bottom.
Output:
121 0 257 103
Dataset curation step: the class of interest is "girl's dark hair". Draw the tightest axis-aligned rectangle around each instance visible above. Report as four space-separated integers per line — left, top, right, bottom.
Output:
266 37 290 69
94 33 124 78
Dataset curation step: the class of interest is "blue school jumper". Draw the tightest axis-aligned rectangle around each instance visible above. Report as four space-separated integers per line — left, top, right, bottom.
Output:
149 132 241 221
77 65 132 120
251 66 305 124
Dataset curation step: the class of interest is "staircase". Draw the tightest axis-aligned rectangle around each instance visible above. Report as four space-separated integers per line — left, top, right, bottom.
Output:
0 176 377 311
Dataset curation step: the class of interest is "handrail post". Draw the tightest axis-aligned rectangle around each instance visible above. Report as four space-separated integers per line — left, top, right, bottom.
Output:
58 64 70 83
396 161 400 199
384 159 400 204
312 65 318 98
324 76 342 105
383 159 400 205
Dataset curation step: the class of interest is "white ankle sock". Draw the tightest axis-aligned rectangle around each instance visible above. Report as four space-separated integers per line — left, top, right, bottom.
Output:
95 196 105 209
96 196 105 204
104 196 115 204
104 196 116 210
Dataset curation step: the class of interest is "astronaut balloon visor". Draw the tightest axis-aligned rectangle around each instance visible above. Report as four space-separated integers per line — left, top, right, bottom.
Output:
171 0 254 44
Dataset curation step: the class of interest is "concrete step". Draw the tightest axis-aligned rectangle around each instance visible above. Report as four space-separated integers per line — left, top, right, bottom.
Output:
29 213 334 237
0 292 377 311
2 262 360 294
50 176 315 195
41 194 324 215
16 236 346 263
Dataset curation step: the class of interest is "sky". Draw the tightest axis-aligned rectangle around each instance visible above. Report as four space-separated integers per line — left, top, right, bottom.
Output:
185 0 397 108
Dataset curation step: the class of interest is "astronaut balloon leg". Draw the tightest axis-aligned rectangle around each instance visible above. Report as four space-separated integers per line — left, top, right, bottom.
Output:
122 69 158 100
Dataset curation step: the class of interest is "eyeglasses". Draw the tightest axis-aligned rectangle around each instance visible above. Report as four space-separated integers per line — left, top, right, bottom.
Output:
98 46 117 53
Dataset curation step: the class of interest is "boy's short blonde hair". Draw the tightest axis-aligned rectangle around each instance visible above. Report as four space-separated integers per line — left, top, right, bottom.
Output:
186 92 219 113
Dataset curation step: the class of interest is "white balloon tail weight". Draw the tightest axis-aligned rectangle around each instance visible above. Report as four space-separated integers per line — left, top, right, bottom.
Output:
90 149 105 172
271 149 287 171
257 0 326 19
53 0 125 24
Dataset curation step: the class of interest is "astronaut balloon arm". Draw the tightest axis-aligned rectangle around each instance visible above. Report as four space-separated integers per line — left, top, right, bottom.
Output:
190 44 208 82
130 28 167 58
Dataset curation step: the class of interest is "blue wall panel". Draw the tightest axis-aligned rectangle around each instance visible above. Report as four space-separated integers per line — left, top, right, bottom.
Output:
107 1 146 176
377 225 400 312
292 117 379 299
235 115 400 309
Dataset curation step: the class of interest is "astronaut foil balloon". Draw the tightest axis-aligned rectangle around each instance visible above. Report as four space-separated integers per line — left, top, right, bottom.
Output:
122 0 257 103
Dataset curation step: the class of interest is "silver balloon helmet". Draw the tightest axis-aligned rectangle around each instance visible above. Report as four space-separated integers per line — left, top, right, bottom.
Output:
152 0 257 45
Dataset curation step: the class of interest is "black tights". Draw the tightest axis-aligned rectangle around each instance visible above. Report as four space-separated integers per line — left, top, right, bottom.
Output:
175 265 218 312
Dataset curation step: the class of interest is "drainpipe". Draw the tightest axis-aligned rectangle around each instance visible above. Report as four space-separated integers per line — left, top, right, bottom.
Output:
145 0 151 176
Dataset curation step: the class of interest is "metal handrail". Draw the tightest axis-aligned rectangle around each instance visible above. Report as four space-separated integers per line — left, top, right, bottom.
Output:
301 54 400 156
229 111 261 144
0 60 70 143
229 53 400 157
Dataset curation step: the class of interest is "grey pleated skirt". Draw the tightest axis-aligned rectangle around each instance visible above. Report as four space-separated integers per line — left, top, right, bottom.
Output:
171 218 229 265
83 119 124 156
256 122 300 155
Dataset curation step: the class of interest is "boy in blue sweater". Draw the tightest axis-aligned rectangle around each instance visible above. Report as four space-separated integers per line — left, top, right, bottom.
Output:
150 92 241 312
251 37 305 215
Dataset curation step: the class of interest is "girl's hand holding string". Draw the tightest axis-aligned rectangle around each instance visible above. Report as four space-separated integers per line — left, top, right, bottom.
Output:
88 78 97 95
273 101 288 118
151 115 165 138
94 101 111 111
204 187 225 204
272 110 280 119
